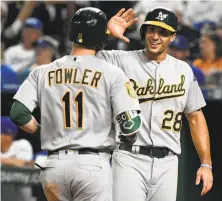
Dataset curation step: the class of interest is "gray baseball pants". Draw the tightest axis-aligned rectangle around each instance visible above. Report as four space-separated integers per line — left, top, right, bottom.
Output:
39 150 112 201
112 149 178 201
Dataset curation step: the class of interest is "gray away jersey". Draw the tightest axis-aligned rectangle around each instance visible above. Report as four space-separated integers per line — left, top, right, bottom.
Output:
97 50 206 154
14 55 140 151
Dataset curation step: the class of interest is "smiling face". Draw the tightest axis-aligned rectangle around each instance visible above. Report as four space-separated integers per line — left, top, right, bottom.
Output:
144 25 176 59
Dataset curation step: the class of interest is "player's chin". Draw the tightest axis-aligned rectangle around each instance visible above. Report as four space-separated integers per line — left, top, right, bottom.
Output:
147 45 161 54
147 47 162 55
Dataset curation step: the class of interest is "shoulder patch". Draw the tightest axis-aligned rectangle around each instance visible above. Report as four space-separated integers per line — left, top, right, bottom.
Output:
125 82 137 98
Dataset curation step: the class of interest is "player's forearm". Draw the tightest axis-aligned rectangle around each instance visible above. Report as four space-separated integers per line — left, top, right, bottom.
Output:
19 116 39 134
186 110 212 166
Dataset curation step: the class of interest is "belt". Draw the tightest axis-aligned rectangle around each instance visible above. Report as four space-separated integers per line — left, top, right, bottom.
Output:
48 148 100 156
119 144 174 158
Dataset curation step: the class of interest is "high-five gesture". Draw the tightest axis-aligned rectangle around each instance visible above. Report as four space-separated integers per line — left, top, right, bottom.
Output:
107 8 137 43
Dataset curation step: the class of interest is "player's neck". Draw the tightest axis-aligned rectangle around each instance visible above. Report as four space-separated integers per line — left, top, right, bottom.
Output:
145 49 167 63
71 47 96 56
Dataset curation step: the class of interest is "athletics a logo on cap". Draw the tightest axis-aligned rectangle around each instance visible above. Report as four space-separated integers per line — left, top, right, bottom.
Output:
155 12 168 21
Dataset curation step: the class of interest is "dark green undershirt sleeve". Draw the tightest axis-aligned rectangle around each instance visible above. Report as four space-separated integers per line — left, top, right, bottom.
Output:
10 100 41 138
10 100 32 126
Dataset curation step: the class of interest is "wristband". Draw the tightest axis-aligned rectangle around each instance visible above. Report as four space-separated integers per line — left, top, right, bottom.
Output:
201 164 212 169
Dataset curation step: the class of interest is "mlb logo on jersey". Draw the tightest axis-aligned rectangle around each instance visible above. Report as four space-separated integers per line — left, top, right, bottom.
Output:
155 12 168 21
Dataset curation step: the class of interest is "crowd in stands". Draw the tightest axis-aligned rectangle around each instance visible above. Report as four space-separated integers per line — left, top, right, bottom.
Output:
1 1 222 91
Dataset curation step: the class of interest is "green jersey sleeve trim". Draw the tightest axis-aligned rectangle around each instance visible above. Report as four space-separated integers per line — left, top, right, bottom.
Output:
10 100 32 126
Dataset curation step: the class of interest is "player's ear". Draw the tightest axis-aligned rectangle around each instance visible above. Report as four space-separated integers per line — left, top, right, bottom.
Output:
170 33 176 43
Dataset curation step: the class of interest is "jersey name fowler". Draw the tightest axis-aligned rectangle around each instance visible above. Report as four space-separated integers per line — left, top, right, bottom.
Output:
48 68 102 88
130 75 185 103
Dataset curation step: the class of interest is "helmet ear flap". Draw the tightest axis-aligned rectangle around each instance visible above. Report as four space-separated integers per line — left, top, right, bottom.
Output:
96 31 109 51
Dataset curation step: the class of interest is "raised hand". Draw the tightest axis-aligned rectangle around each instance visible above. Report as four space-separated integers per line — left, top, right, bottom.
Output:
107 8 137 43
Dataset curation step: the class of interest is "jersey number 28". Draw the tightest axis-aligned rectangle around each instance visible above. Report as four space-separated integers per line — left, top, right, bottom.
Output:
161 110 182 132
62 90 84 129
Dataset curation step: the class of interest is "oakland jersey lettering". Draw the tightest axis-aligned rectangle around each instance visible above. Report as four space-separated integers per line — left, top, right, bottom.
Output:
48 68 102 88
130 75 185 103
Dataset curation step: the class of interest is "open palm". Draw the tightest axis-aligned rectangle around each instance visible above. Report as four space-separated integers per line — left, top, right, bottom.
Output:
107 8 137 43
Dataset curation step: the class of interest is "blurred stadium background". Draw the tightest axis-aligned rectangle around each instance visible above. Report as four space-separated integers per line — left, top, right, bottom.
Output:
1 1 222 201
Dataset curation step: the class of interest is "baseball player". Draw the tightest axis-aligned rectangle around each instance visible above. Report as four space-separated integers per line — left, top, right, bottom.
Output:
10 7 141 201
97 7 213 201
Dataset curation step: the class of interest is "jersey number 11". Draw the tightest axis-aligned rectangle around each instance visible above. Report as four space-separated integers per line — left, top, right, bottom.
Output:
62 91 84 129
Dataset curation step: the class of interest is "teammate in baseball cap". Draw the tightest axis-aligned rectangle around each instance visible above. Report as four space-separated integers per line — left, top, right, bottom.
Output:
97 6 213 201
139 7 178 58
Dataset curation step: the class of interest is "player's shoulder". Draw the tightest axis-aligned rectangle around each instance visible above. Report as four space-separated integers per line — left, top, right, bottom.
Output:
98 49 141 58
95 58 127 83
51 55 70 66
97 56 123 72
30 56 67 75
29 63 52 78
37 56 67 70
167 54 193 72
120 49 145 59
98 49 125 56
